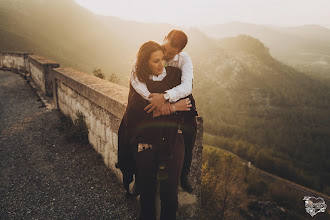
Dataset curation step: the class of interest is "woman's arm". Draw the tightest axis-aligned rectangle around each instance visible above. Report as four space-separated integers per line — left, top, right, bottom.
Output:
152 98 192 117
131 74 151 100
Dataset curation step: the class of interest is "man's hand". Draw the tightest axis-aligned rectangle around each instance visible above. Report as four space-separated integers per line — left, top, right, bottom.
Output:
144 93 166 113
149 93 166 109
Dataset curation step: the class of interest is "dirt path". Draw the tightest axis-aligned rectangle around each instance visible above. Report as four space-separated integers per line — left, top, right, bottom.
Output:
0 70 138 219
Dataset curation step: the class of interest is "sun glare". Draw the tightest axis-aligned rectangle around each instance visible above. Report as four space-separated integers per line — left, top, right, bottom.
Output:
74 0 193 25
74 0 330 27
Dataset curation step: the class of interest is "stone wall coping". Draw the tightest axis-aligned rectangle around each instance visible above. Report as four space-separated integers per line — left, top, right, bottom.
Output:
1 52 32 55
53 67 128 119
28 55 60 67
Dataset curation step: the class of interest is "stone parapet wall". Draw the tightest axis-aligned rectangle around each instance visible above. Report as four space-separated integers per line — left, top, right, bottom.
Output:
0 52 30 73
0 53 60 96
52 67 128 179
28 55 60 96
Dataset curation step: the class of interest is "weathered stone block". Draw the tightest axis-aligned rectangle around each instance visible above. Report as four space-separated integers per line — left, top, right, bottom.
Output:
67 87 75 98
75 101 83 114
76 92 84 105
97 137 104 155
95 118 102 135
105 127 112 145
29 55 60 96
90 115 96 133
98 122 106 143
83 98 91 112
109 150 118 170
111 117 121 133
111 131 118 152
72 98 78 113
104 112 111 127
88 132 97 150
104 143 110 167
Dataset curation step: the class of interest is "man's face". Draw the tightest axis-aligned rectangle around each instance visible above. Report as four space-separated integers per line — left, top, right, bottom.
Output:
163 38 180 61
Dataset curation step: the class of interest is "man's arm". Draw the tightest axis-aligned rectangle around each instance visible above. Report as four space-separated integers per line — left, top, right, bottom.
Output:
145 53 194 114
165 53 193 102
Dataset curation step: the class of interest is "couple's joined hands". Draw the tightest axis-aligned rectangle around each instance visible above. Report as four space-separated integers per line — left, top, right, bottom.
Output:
145 93 166 113
143 93 192 117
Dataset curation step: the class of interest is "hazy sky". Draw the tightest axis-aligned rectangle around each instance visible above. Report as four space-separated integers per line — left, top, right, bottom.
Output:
74 0 330 28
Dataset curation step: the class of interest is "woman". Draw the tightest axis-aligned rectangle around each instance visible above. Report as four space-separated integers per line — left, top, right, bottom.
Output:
118 41 197 220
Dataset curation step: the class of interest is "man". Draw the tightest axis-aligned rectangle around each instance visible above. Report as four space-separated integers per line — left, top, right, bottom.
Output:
131 30 197 192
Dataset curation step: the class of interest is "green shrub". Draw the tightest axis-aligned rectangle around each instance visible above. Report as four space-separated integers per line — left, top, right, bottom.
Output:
59 111 89 144
93 68 105 79
246 179 268 196
201 146 247 219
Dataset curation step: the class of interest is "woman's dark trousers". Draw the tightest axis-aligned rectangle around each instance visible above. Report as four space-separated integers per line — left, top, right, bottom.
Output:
135 134 185 220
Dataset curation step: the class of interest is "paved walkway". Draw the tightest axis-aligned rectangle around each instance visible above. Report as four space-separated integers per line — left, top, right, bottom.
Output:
0 70 139 219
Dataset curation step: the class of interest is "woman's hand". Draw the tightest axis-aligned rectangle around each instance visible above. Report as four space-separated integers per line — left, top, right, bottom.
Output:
153 109 162 118
174 98 192 111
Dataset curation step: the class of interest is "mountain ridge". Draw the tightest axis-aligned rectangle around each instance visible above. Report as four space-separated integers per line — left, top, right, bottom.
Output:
198 21 330 77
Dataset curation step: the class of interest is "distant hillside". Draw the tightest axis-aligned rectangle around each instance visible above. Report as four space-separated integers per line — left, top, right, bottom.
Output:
1 0 330 194
193 35 330 194
0 0 174 86
198 22 330 79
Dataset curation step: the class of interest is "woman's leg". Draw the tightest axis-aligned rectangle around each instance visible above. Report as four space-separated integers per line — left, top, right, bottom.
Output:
159 134 185 220
135 148 157 220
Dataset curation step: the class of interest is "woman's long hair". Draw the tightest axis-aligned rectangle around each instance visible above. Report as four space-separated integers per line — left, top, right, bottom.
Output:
133 41 163 83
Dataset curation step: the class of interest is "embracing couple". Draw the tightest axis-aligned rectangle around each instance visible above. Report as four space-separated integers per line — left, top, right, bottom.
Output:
118 30 198 220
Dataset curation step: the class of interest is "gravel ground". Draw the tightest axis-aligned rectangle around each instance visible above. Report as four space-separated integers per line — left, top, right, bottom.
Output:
0 70 139 219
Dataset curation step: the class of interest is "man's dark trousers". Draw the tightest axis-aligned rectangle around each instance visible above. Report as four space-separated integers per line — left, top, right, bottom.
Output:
181 117 197 179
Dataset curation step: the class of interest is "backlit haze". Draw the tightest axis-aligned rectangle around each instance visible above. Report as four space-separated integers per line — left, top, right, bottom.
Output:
74 0 330 28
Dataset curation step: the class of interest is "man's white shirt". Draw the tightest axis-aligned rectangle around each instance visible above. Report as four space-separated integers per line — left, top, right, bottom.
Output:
131 52 193 102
